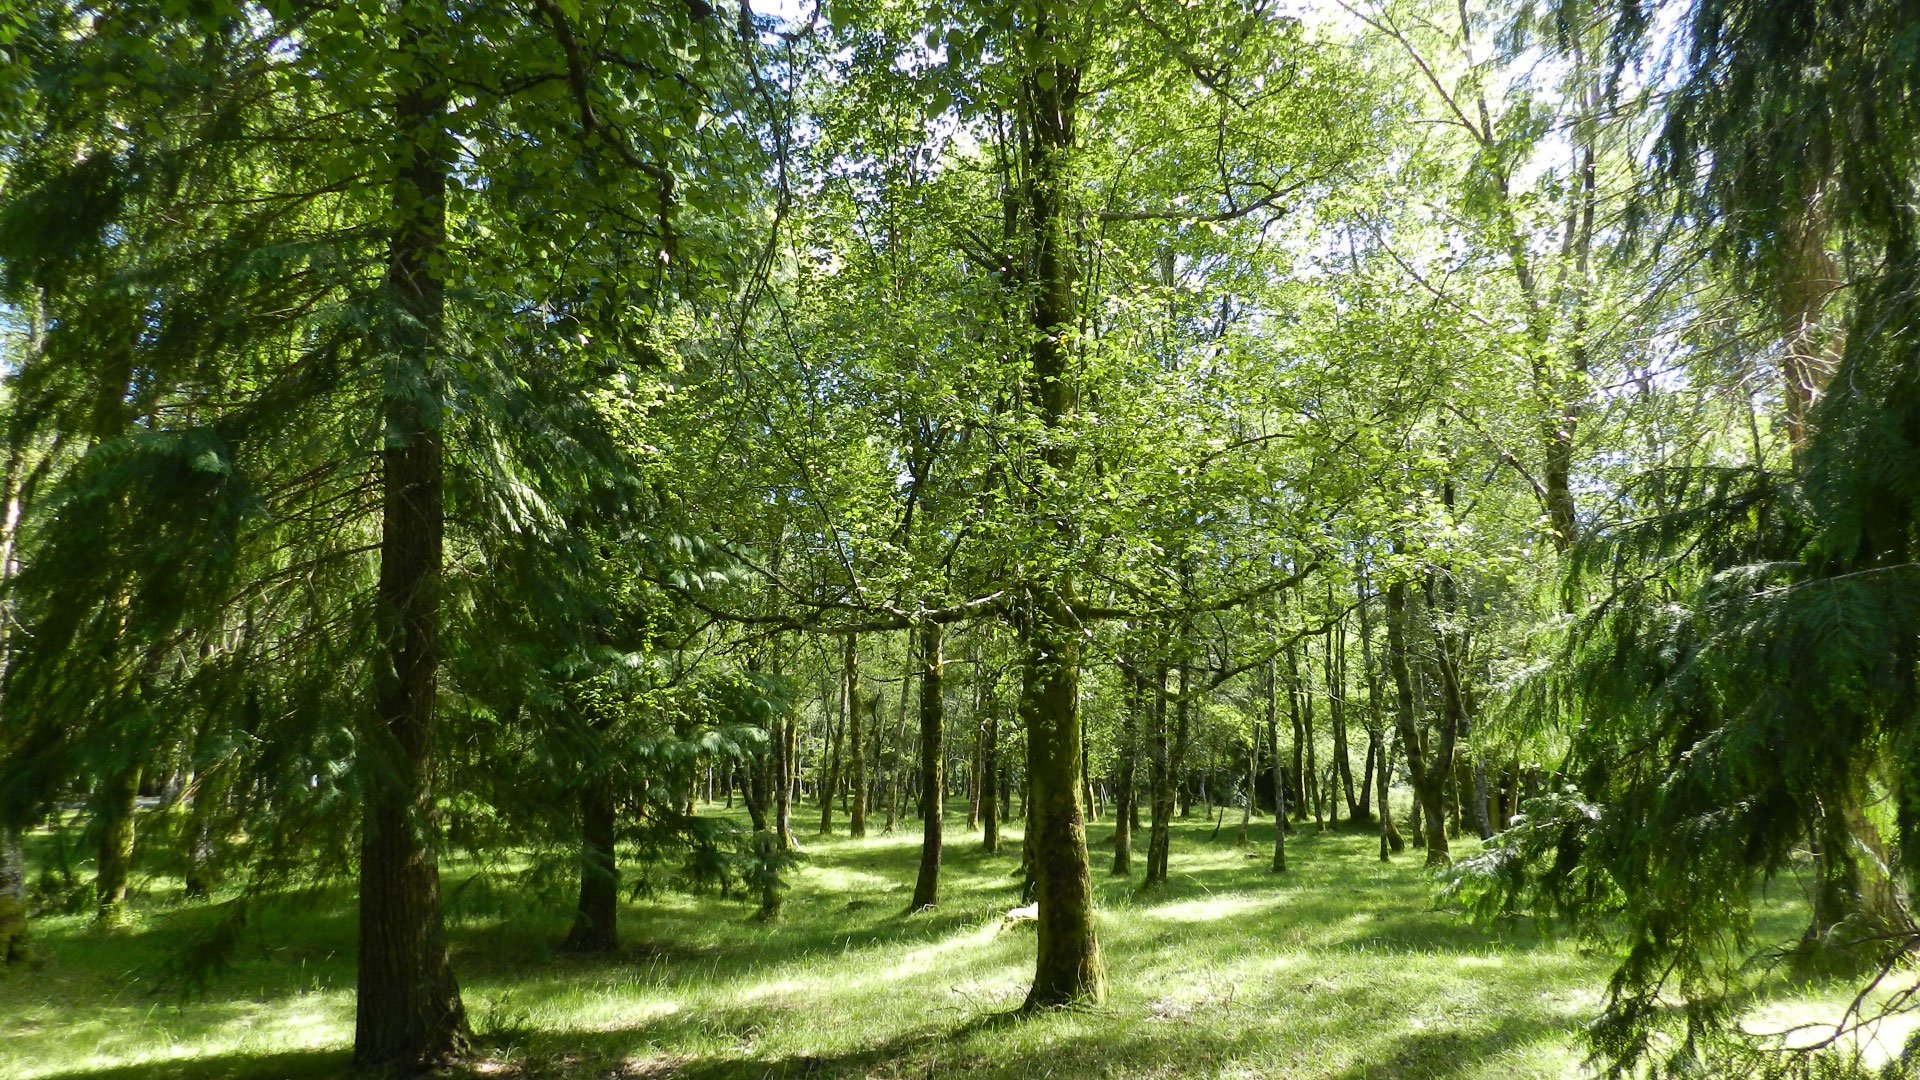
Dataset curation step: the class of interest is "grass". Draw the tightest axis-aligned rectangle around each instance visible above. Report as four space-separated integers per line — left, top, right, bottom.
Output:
0 804 1899 1079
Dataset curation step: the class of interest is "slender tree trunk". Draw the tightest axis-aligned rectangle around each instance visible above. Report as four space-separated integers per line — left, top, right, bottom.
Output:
845 637 866 838
1237 714 1257 844
884 631 913 834
1357 586 1402 855
1081 714 1098 822
355 10 469 1062
1288 655 1306 822
1145 658 1172 886
1328 608 1360 822
0 394 26 963
968 721 983 831
910 624 945 911
743 751 769 833
1387 577 1449 866
1298 642 1323 831
1268 654 1287 873
818 707 841 835
775 711 798 852
1110 663 1139 875
982 673 1000 854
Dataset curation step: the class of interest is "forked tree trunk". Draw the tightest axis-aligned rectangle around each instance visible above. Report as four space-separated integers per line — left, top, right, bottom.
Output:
355 10 468 1063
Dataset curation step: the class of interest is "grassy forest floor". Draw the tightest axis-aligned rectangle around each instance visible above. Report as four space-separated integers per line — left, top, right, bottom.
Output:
0 806 1895 1080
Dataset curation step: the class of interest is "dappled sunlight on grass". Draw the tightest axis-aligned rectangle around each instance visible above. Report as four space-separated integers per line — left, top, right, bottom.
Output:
0 808 1845 1079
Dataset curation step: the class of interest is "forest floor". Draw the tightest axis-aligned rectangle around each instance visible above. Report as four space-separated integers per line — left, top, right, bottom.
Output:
0 806 1888 1080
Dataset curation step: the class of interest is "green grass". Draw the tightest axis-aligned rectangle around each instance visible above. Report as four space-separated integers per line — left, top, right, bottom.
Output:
0 806 1896 1079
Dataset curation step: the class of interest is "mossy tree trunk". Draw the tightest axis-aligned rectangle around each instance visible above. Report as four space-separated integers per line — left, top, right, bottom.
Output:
93 765 140 924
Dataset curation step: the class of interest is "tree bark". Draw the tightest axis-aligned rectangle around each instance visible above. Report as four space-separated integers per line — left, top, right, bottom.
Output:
1013 4 1101 1009
94 765 140 924
845 636 866 838
1112 660 1142 874
1386 578 1449 866
561 783 618 952
1020 595 1104 1007
1267 654 1287 873
355 10 468 1062
910 623 944 911
982 669 1000 855
1328 605 1360 822
1145 658 1173 886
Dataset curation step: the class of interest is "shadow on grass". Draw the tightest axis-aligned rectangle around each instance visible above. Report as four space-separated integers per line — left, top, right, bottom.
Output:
19 1049 352 1080
4 811 1651 1079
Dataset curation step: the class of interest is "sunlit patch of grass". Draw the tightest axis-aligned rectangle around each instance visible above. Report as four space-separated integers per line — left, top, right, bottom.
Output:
0 805 1854 1079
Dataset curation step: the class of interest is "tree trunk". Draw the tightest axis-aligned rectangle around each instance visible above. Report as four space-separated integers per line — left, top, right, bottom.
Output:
818 706 841 835
1013 14 1101 1005
982 672 1000 855
183 755 233 901
1386 578 1448 866
1110 664 1139 875
1800 762 1913 967
1296 643 1322 831
884 631 912 834
775 711 798 852
1237 714 1257 844
1145 658 1173 886
1268 654 1287 873
1 826 26 965
94 765 141 924
845 637 866 839
1328 608 1360 822
1020 596 1104 1007
355 12 469 1062
1358 587 1403 856
561 783 618 952
910 624 944 911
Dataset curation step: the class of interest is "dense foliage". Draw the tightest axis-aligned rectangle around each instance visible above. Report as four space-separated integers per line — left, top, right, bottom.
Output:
1 0 1916 1076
